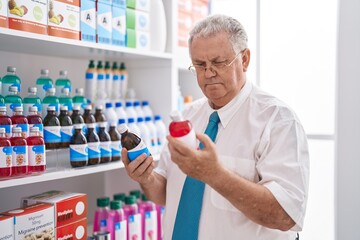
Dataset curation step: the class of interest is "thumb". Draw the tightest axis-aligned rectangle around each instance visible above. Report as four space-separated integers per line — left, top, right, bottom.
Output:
121 148 130 166
196 132 213 149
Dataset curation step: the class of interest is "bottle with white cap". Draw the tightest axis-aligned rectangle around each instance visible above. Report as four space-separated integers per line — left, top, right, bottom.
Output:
115 101 127 124
27 106 43 137
169 110 197 149
36 69 53 100
43 106 61 149
59 87 73 114
141 100 153 120
137 117 151 153
4 85 22 117
118 124 150 161
11 106 29 138
23 87 42 116
2 66 21 96
154 115 167 153
42 87 59 118
27 126 46 174
145 116 158 154
55 70 71 97
104 102 118 131
58 106 73 148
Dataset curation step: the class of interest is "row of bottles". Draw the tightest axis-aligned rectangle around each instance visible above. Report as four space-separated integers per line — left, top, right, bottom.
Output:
93 190 164 240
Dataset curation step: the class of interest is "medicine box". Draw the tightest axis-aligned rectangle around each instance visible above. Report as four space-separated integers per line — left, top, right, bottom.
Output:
127 0 149 12
47 0 80 40
7 0 47 34
112 5 126 46
0 214 14 240
113 0 126 9
97 0 112 44
126 28 149 50
0 0 7 28
2 203 55 240
21 190 87 228
126 8 149 31
80 0 96 42
56 217 87 240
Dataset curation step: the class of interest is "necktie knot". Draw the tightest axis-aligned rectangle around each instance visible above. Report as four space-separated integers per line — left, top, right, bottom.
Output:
209 111 220 124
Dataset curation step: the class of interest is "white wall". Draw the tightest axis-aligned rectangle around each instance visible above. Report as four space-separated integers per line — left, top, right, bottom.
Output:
336 0 360 239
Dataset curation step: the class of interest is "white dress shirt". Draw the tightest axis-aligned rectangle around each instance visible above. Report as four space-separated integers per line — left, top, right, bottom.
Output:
155 80 310 240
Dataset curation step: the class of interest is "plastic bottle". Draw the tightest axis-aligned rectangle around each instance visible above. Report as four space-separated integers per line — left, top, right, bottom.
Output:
94 105 107 133
145 116 158 155
36 69 53 100
108 123 121 162
107 200 127 240
2 66 21 96
124 101 137 122
139 193 158 240
96 61 107 100
156 204 165 240
128 117 141 137
115 102 127 124
73 88 88 113
137 117 151 151
27 126 46 174
86 123 100 165
58 106 73 148
43 106 61 149
129 189 142 203
59 87 73 114
142 100 154 120
85 60 97 103
169 110 197 149
10 126 28 176
83 104 95 135
69 124 88 168
98 121 111 164
27 106 43 137
71 105 85 134
55 70 72 97
0 106 12 138
23 87 42 116
93 197 110 233
105 61 113 95
4 86 22 117
133 101 144 119
118 124 150 161
124 195 141 240
42 88 59 118
154 115 167 153
104 102 118 131
119 62 128 99
11 106 29 139
0 128 12 178
111 62 120 100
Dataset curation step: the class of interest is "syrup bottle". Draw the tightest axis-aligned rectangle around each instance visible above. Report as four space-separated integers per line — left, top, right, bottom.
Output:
27 126 46 174
71 105 85 134
43 106 61 149
169 110 197 149
11 106 29 139
27 106 43 137
82 104 95 135
86 123 100 165
0 128 12 178
94 105 107 133
58 106 73 148
98 121 111 164
0 106 12 138
10 126 28 176
109 123 121 162
69 124 88 168
118 124 150 161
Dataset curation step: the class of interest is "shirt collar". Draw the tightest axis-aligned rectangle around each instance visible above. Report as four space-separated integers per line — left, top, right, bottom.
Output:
206 80 253 128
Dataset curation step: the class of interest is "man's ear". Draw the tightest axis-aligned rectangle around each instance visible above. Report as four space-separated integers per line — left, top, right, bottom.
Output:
242 48 251 72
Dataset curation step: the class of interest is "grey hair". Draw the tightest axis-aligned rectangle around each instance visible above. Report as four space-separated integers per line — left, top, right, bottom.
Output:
188 14 248 54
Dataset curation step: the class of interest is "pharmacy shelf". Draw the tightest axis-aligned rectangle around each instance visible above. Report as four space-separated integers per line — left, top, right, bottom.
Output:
0 28 173 61
0 151 160 189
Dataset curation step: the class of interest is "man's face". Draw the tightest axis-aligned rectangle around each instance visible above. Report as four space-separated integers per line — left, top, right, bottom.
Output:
189 32 250 109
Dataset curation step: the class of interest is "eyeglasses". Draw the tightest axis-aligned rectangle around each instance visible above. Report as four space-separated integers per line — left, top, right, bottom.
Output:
188 50 244 75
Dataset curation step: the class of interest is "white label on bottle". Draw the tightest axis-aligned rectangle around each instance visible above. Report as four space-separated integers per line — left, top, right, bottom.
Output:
70 144 88 162
44 126 61 143
145 210 158 240
115 220 127 240
0 146 12 168
61 125 74 142
28 145 46 167
177 129 198 149
111 140 121 157
100 141 111 157
128 213 141 240
88 142 100 159
12 145 28 167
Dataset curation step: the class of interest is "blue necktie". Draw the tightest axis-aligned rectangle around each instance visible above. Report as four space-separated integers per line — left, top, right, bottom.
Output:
172 111 220 240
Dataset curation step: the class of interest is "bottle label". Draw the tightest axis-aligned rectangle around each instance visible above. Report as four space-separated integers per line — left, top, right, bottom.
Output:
100 219 108 232
113 74 119 81
115 220 127 240
128 213 141 240
44 126 61 143
145 210 158 240
12 145 28 167
29 123 44 137
12 123 29 138
61 125 73 142
28 145 46 167
127 140 150 161
0 146 12 168
100 141 111 158
86 72 95 80
111 140 121 157
88 142 100 159
6 103 22 116
70 144 88 162
0 124 12 138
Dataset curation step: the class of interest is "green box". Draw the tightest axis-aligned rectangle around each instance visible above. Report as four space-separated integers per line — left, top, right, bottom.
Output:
127 0 135 9
126 8 135 29
126 28 136 48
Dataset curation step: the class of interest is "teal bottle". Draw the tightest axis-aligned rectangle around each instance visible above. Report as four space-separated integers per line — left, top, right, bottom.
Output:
4 86 22 117
1 66 21 96
42 88 59 118
73 88 88 113
23 87 42 116
55 70 71 97
59 87 73 113
36 69 53 99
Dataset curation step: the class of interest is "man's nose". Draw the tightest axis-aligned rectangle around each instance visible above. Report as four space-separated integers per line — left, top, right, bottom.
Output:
204 66 216 78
